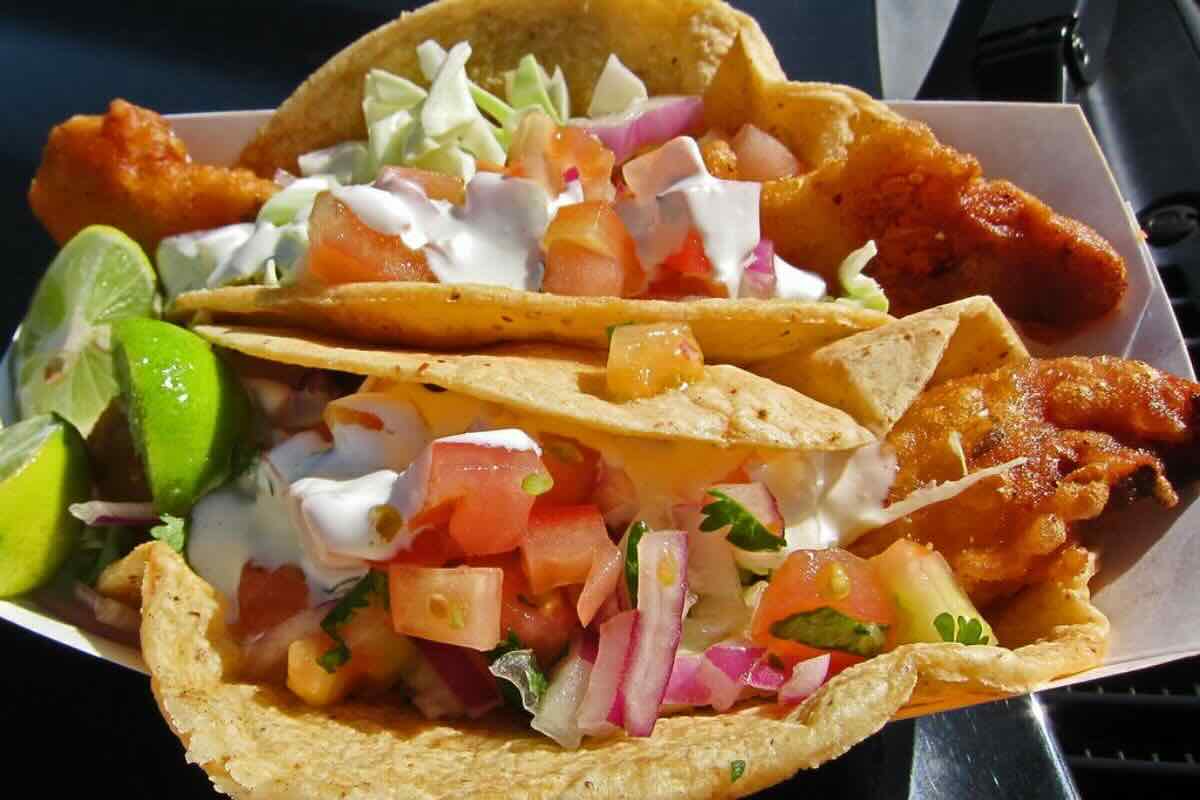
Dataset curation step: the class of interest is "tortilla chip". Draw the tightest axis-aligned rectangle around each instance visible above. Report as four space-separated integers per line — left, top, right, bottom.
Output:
141 527 1106 799
754 297 1028 436
236 0 782 176
96 542 155 607
173 284 888 364
194 324 872 452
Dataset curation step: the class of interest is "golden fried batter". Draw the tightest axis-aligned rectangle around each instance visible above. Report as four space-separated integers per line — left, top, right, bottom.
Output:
745 120 1128 342
29 99 277 255
853 357 1200 607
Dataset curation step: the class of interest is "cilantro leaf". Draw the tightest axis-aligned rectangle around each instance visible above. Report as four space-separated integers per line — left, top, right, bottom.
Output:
769 606 888 658
624 520 649 606
150 515 187 553
700 490 783 552
730 760 746 783
317 571 388 673
933 612 990 646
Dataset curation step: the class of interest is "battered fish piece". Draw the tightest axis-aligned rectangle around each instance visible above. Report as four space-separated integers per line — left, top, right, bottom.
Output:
747 120 1127 342
853 356 1200 607
29 99 277 255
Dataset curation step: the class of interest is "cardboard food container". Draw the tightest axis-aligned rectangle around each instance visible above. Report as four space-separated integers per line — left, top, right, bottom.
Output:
1 102 1196 703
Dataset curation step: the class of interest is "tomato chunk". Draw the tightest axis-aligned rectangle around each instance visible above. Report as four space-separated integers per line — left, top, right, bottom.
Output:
641 230 726 299
414 439 547 556
235 563 310 638
508 111 615 202
470 552 577 665
542 201 645 297
388 563 503 650
751 549 897 674
305 192 434 285
535 435 601 509
374 166 466 205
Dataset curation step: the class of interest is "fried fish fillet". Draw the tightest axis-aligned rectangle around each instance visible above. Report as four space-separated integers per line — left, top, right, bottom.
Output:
853 356 1199 607
29 100 277 255
752 120 1128 342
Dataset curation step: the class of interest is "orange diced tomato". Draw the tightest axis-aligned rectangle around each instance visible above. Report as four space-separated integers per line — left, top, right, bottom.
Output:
374 166 466 205
535 435 601 509
751 549 897 674
382 527 465 568
508 111 616 202
235 562 310 639
388 563 503 650
607 322 706 400
541 201 646 297
520 505 611 594
305 192 434 285
640 229 726 299
415 440 547 556
470 552 578 665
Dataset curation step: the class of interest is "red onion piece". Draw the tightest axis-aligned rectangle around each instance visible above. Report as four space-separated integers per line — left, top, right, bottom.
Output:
239 604 328 681
410 638 502 719
577 609 638 736
621 530 688 736
747 657 787 692
68 501 159 528
739 239 777 299
778 653 832 704
273 168 298 187
662 651 707 706
73 582 140 632
562 166 581 183
532 633 595 749
574 96 704 165
32 584 141 647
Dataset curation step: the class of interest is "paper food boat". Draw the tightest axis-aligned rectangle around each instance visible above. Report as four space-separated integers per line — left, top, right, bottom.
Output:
1 102 1195 704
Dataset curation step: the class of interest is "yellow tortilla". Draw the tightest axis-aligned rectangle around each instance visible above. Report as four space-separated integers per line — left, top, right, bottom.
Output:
140 539 1106 799
194 324 871 452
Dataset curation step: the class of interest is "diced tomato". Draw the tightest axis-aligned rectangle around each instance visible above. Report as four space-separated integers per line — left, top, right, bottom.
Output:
541 201 646 297
412 440 547 556
535 435 601 509
470 552 578 665
521 506 610 593
706 482 783 535
382 527 465 568
593 460 638 531
388 563 503 650
751 549 897 674
374 166 466 205
661 229 714 276
731 124 800 182
607 322 706 400
507 112 616 202
305 192 434 285
640 230 726 299
235 563 310 638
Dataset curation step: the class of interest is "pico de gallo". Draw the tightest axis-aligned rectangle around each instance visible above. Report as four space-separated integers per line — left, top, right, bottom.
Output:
156 42 886 312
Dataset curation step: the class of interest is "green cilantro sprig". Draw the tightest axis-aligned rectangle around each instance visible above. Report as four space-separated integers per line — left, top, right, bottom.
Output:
150 515 187 553
624 520 649 605
317 571 388 673
933 613 990 646
700 490 783 552
730 760 746 783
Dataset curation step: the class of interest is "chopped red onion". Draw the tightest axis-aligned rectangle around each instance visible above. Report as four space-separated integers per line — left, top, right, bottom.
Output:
747 657 787 692
662 651 707 706
778 654 832 704
239 605 328 681
73 582 140 632
410 638 502 719
68 501 159 528
577 609 638 736
739 239 777 299
574 96 704 165
562 166 581 183
621 530 688 736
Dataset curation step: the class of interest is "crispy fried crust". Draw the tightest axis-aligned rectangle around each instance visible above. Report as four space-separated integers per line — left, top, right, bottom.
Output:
28 100 276 255
854 356 1200 606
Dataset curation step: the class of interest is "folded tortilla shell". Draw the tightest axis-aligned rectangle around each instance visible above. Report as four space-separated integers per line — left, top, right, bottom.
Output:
140 533 1106 799
193 324 872 452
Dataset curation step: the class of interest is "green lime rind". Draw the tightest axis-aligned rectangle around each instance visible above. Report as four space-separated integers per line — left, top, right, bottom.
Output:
113 318 253 517
0 415 91 597
15 226 160 436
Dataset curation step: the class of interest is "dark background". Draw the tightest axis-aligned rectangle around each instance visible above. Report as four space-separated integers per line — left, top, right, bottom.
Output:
3 1 1199 797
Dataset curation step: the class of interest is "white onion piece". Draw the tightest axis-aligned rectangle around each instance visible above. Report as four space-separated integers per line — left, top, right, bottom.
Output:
73 583 140 632
68 501 159 528
239 605 328 681
778 654 832 704
411 638 501 719
574 96 703 165
577 610 638 735
532 632 596 749
621 530 688 736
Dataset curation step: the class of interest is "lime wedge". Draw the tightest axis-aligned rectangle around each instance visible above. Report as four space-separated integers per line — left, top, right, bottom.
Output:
0 415 91 597
113 318 253 516
15 226 160 437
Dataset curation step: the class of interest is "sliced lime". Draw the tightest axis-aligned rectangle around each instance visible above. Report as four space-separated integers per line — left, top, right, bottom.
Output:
0 415 91 597
15 225 160 436
113 318 254 516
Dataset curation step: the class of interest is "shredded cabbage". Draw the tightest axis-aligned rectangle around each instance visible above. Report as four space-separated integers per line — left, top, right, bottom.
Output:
836 240 889 312
297 142 370 185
